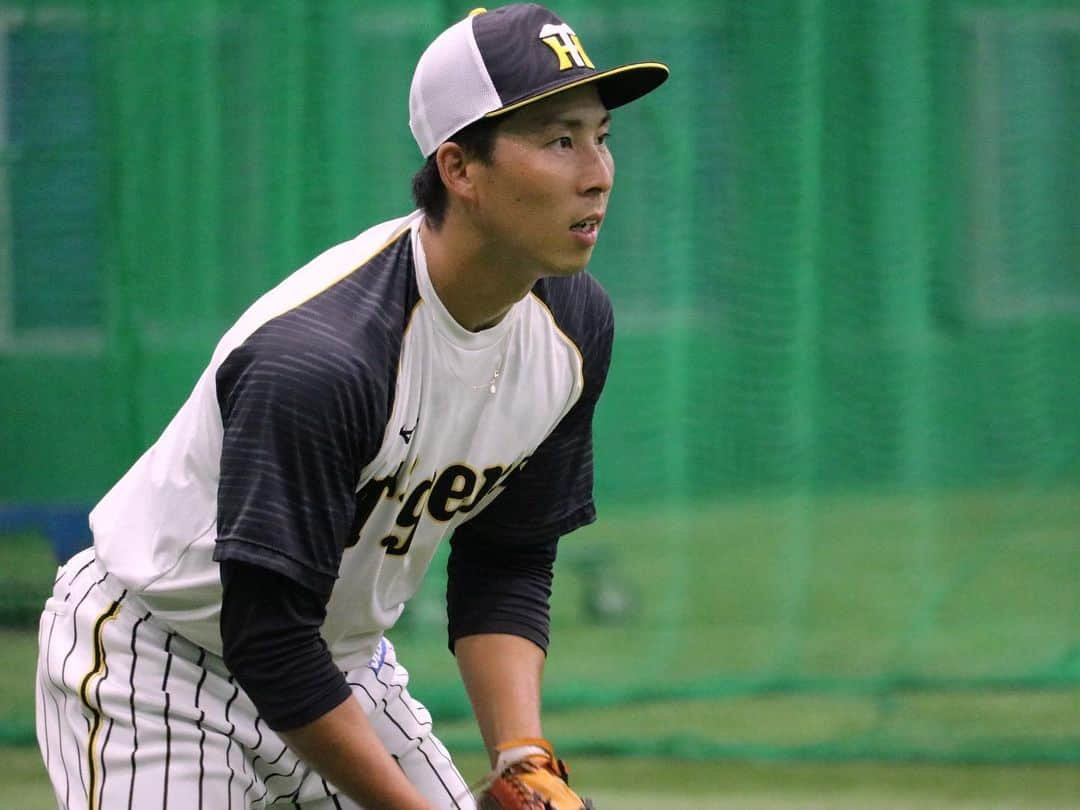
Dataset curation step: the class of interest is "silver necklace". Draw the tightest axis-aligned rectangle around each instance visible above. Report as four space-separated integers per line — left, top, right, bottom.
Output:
429 307 509 395
471 353 506 395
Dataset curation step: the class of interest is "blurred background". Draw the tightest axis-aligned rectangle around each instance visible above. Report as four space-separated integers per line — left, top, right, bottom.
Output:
1 0 1078 806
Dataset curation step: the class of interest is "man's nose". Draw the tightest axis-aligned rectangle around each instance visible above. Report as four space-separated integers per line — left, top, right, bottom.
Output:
580 143 614 196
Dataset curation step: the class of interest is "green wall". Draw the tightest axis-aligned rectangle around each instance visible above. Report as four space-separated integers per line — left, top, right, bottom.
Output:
2 0 1078 502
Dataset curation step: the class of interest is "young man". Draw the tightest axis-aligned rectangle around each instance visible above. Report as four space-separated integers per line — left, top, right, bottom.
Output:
36 4 667 808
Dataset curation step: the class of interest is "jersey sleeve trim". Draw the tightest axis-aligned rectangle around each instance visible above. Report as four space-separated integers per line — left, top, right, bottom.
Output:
548 500 596 538
214 537 337 596
528 290 585 400
485 499 597 540
220 220 416 356
274 222 414 319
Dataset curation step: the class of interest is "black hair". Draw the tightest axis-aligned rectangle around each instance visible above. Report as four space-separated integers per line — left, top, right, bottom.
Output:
411 115 503 229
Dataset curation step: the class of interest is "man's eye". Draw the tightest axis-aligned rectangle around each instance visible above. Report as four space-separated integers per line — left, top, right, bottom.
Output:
556 136 573 149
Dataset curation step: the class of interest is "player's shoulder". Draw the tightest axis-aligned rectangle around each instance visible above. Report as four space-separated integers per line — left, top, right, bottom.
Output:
225 214 415 337
531 271 614 355
216 213 418 354
213 213 422 408
533 271 612 331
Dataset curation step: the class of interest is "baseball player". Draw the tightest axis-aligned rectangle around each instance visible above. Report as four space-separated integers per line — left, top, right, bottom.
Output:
35 4 667 808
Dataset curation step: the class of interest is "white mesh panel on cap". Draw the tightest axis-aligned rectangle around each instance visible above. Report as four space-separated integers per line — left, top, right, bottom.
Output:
409 15 502 157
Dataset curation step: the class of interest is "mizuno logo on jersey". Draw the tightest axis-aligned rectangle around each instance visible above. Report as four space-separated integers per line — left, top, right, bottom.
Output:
538 23 595 71
351 456 530 556
399 414 419 444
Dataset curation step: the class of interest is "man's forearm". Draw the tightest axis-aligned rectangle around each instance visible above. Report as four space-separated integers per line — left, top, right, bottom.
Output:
278 697 435 810
455 632 546 765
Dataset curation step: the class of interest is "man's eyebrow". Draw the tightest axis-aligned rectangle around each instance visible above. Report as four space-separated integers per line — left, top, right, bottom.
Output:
537 112 612 129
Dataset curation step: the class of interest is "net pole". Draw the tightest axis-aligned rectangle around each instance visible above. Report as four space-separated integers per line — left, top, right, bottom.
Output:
870 0 943 681
650 8 696 675
191 0 224 325
106 0 150 455
265 0 306 271
730 0 826 683
777 0 826 683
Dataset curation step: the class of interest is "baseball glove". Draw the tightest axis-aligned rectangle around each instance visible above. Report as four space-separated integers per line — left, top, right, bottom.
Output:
475 737 595 810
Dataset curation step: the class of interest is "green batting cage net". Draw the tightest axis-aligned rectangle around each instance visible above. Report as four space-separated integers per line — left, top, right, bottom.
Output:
1 0 1078 763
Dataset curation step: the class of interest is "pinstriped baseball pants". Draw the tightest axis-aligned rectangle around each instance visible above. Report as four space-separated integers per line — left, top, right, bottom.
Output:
35 549 476 809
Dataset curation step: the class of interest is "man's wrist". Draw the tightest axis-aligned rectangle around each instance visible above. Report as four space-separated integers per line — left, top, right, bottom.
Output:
494 737 552 772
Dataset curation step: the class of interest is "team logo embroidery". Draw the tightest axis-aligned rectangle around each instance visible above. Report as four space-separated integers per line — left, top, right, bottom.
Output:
350 456 532 556
539 22 595 70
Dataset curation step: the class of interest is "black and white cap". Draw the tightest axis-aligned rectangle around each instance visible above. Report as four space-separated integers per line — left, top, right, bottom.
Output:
409 4 669 157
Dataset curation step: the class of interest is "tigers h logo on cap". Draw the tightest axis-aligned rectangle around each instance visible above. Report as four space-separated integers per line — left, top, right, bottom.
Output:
408 3 669 157
538 22 596 70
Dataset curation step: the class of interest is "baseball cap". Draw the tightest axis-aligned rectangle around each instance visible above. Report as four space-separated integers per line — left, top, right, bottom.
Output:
409 4 669 157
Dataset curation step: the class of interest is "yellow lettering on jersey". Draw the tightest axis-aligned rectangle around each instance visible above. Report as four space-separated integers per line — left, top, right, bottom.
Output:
381 477 434 555
456 464 508 515
428 464 478 522
373 455 533 555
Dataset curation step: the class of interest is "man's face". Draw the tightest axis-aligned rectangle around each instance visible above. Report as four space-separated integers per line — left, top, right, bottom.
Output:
469 84 614 279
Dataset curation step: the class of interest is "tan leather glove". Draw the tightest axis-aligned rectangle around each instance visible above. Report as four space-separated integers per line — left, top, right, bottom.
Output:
476 737 595 810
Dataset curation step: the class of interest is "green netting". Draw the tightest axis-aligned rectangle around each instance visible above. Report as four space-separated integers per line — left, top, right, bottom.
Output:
1 0 1078 763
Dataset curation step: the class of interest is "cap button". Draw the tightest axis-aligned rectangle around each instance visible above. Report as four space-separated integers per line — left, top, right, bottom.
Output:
468 7 487 16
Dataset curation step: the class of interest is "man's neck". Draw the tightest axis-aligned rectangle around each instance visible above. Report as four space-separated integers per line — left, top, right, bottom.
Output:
419 216 536 333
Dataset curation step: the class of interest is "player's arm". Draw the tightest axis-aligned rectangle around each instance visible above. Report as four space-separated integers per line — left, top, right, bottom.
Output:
220 561 436 810
446 525 557 762
278 698 434 810
455 633 545 763
448 529 593 808
213 321 433 804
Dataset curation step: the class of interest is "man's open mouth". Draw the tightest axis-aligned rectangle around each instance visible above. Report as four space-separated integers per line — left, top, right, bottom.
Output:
570 218 599 234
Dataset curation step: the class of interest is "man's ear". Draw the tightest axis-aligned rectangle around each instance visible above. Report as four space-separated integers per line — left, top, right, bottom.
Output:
435 142 479 205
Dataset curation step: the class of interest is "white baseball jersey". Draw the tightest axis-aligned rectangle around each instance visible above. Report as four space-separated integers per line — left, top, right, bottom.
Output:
89 209 613 672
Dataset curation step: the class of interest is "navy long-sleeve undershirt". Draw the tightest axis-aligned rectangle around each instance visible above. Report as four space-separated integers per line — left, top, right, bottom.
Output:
219 528 557 730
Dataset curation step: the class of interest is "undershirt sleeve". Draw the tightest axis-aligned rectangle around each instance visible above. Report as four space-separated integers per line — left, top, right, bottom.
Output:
219 560 352 731
446 523 558 654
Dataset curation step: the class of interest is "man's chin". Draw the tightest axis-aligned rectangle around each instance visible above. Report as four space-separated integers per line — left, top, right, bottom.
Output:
559 262 589 276
549 252 593 277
